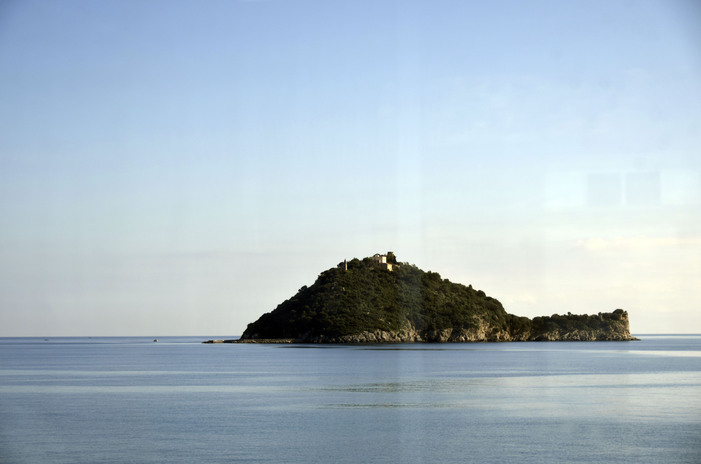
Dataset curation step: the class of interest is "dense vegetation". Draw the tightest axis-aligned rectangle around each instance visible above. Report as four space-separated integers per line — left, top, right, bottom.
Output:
240 255 632 342
242 257 509 339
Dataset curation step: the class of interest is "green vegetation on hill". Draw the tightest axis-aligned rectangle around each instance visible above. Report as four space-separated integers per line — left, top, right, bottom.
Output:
242 257 508 339
239 254 634 342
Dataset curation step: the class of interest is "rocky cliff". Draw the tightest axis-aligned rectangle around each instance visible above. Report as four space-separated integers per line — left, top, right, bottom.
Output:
235 254 636 343
290 309 634 343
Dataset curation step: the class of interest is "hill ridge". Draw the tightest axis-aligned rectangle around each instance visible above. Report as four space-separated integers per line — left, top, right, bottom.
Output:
231 253 635 343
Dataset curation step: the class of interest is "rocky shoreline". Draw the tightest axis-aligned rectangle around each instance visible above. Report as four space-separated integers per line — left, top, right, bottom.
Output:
204 336 638 344
204 320 638 344
220 309 638 344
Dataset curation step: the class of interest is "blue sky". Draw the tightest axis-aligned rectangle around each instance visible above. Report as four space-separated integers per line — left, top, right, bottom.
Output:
1 0 700 336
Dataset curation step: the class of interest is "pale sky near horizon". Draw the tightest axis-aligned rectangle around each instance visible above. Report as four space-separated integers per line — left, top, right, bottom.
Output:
1 0 700 336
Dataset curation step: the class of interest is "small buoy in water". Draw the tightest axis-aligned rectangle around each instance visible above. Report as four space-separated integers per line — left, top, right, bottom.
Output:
153 339 158 342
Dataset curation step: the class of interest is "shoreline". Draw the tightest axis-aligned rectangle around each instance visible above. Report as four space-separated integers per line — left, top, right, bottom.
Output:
202 337 639 344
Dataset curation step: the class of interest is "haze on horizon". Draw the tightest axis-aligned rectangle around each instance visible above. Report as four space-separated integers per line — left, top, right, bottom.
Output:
1 0 700 336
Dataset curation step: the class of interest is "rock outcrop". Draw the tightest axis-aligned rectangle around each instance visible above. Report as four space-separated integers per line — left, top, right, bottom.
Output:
266 309 634 343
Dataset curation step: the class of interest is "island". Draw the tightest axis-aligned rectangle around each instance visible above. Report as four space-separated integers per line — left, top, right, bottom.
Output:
205 252 636 344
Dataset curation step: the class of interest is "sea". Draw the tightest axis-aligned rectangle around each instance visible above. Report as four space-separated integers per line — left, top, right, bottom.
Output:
1 335 699 464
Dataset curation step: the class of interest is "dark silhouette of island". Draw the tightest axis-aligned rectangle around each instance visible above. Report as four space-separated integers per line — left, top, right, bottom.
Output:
206 252 636 344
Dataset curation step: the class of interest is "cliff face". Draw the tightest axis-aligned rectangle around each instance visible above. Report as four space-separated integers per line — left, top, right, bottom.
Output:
239 254 635 343
301 310 634 343
524 309 634 341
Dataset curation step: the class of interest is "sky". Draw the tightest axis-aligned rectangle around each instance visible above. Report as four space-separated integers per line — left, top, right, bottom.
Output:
1 0 700 336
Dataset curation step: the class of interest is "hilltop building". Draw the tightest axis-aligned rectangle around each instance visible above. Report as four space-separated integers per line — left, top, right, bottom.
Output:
339 252 399 272
372 252 397 271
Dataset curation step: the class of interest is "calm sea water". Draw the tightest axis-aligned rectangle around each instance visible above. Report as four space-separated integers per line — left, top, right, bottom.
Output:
1 335 700 464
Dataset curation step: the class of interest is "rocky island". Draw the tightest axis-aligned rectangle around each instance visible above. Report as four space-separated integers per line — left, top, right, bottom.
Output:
207 252 636 344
